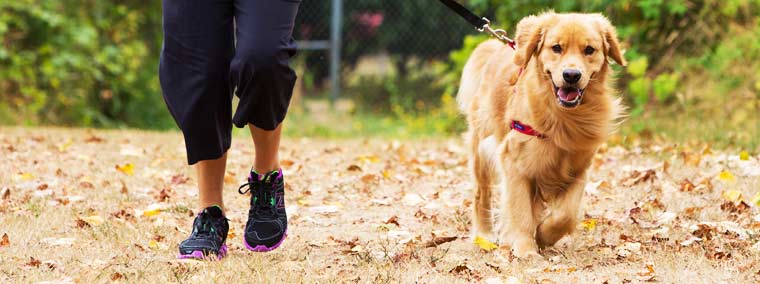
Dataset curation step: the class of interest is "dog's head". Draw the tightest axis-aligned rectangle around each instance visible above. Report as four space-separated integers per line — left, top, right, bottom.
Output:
513 12 626 108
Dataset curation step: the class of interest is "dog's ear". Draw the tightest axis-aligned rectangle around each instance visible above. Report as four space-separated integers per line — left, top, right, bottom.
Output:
513 13 549 69
593 15 627 66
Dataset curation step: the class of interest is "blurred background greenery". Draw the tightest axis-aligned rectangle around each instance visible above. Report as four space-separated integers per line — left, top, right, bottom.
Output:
1 0 759 150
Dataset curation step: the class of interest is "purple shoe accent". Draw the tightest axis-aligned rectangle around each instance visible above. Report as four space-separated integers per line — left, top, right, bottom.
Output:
177 244 228 260
243 230 287 252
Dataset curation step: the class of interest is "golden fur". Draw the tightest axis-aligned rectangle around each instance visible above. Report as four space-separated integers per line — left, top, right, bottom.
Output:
457 12 626 259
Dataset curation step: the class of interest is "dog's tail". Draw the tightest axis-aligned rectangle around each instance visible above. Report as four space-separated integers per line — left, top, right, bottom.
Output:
456 39 503 113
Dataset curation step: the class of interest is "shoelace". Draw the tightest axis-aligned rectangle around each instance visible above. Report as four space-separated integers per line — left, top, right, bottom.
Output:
238 178 276 217
192 213 220 239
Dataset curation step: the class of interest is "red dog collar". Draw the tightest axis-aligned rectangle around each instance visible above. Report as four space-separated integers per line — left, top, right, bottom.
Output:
510 120 545 139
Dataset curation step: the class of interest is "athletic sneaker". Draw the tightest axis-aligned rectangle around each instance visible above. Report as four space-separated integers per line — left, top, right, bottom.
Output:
177 205 229 260
238 169 287 252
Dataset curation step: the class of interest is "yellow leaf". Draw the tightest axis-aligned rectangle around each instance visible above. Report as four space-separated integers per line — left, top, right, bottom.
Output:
82 215 104 226
739 151 750 161
382 170 393 179
148 240 159 249
57 138 73 152
142 204 163 217
751 192 760 207
474 236 498 251
296 198 310 206
17 173 34 181
115 163 134 176
357 155 380 163
227 227 236 239
581 219 597 231
223 172 236 185
722 190 743 202
718 170 735 182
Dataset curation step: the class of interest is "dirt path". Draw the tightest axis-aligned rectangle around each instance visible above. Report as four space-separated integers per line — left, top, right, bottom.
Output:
1 127 759 283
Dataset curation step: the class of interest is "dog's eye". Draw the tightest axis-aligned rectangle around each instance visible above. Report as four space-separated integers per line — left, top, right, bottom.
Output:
584 46 595 55
552 44 562 54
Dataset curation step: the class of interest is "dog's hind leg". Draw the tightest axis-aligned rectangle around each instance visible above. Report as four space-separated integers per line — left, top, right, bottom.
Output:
471 135 499 240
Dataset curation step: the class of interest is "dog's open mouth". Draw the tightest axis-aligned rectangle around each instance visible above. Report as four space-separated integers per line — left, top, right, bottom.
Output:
553 85 584 108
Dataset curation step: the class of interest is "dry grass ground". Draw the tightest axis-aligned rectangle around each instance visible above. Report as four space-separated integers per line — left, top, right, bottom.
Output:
1 127 759 283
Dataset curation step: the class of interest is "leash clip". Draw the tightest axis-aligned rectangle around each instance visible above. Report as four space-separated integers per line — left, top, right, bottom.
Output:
478 18 516 48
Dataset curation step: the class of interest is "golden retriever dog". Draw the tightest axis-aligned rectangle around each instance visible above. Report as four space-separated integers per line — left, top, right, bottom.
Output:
457 12 626 259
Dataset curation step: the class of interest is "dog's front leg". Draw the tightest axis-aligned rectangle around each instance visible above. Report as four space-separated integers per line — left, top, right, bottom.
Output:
498 174 541 259
536 177 584 248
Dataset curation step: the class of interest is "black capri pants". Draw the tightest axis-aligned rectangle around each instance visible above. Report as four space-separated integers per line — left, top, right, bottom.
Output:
159 0 300 165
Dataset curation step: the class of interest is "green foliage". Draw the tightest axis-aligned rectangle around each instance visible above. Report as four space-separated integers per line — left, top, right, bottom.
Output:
0 1 171 128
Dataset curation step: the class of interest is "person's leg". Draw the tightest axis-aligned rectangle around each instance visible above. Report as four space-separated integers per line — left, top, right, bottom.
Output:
197 153 227 211
249 124 282 173
159 0 234 259
230 0 300 252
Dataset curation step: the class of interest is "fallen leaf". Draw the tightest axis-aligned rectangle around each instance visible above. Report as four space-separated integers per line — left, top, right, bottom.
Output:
57 138 73 152
115 163 135 176
424 236 457 247
280 159 295 167
581 218 597 231
679 179 695 192
449 263 473 274
615 242 641 258
81 215 105 226
636 263 656 281
75 219 90 228
1 233 9 247
739 151 750 161
347 164 362 172
26 257 42 268
357 155 380 163
718 170 735 182
384 215 400 226
148 240 159 249
1 188 9 200
360 174 378 184
111 273 124 281
722 190 743 202
402 193 424 206
84 134 105 143
223 172 237 185
751 192 760 207
474 236 498 251
17 173 34 181
142 203 164 217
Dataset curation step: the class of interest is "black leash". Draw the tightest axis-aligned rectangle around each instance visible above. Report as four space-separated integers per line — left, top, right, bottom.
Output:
437 0 516 49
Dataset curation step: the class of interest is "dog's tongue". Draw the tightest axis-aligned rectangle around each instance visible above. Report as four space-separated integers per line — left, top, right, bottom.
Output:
557 87 580 101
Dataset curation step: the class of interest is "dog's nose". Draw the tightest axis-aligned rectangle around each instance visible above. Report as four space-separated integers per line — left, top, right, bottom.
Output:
562 69 582 84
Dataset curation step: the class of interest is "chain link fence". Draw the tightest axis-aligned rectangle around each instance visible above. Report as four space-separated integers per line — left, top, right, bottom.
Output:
294 0 475 109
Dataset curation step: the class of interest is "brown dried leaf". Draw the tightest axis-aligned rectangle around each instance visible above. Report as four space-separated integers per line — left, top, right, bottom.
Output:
347 164 362 172
449 263 473 275
679 179 696 192
0 233 9 247
75 218 91 228
111 272 124 281
384 215 400 226
84 135 105 143
170 174 189 185
1 188 9 200
120 180 128 194
624 169 657 186
25 257 41 268
424 236 457 248
280 159 295 167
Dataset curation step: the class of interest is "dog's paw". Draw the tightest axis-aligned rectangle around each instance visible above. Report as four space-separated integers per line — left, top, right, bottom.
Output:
510 238 542 261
